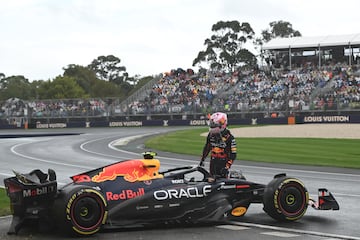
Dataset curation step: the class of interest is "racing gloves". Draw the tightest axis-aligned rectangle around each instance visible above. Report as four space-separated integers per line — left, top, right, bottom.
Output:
226 159 233 169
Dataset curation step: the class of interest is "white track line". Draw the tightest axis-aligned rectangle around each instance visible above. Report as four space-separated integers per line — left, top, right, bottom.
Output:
230 222 360 240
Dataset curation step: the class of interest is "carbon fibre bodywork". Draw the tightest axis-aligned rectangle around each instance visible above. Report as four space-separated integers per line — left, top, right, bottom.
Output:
4 158 339 236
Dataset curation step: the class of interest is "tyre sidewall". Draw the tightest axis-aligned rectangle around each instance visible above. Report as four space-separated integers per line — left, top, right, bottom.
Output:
263 176 309 221
54 186 107 236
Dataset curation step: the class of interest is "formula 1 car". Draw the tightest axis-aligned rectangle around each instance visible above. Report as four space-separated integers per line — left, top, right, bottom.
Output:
4 153 339 236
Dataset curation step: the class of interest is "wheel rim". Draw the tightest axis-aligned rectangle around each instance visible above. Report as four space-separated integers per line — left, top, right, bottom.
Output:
278 184 306 216
71 195 104 230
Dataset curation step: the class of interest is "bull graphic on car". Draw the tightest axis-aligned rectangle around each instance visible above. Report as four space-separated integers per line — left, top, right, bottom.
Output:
4 156 339 236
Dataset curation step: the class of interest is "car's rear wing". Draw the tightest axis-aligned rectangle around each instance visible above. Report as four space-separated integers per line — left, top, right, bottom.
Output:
3 169 57 234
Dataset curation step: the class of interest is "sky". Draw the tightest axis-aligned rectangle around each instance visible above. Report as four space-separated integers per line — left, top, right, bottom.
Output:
1 0 359 81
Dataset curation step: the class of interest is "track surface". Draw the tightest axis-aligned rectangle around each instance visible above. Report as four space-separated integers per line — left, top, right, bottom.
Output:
0 127 359 240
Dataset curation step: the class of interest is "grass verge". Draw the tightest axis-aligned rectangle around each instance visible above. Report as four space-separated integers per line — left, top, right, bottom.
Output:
0 188 10 216
144 127 360 169
1 127 358 217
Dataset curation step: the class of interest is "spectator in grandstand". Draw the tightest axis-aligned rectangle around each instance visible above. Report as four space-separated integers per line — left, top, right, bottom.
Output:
200 112 237 178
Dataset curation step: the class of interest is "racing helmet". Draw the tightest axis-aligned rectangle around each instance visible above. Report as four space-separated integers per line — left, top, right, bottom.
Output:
208 112 227 134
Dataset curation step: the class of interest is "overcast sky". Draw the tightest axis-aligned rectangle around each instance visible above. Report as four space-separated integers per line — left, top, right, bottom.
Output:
1 0 359 81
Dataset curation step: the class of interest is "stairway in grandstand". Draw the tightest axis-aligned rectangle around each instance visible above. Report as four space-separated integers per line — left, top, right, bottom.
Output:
119 74 162 110
309 73 337 103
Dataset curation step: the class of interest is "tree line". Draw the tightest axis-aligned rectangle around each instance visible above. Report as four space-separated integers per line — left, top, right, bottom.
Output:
0 20 300 101
0 56 153 102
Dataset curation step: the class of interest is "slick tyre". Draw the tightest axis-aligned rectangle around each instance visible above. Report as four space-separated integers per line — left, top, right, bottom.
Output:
263 175 309 221
53 186 107 236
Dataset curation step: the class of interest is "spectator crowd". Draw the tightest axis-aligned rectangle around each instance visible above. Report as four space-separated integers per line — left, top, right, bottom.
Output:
1 63 360 124
125 64 360 116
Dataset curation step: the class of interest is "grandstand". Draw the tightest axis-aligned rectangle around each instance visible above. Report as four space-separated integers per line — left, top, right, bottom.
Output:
1 34 360 128
262 33 360 69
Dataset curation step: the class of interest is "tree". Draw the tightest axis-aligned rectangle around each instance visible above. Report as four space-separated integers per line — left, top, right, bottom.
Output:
63 64 98 96
88 55 128 85
29 80 44 100
37 76 88 99
0 75 32 100
90 80 125 98
63 64 134 98
253 20 302 67
259 20 302 44
193 20 256 72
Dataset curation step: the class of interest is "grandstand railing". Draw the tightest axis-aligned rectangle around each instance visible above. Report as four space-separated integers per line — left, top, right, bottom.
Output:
1 97 359 126
1 65 359 125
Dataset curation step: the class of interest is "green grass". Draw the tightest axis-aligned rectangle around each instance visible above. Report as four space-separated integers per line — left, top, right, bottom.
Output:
1 127 359 217
145 127 360 169
0 188 11 216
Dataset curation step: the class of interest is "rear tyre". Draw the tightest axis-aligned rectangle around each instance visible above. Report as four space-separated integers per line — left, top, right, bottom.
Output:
263 175 308 221
54 186 107 236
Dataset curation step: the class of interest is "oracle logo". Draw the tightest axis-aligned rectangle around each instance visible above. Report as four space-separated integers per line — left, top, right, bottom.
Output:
154 185 211 200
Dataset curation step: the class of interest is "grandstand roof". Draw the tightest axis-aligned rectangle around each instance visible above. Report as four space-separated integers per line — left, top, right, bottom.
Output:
262 33 360 50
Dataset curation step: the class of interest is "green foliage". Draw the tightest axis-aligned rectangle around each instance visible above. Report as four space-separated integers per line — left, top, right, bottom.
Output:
88 55 127 84
0 19 302 101
259 20 302 44
132 76 154 90
193 20 256 71
0 57 148 101
37 76 88 99
91 79 124 98
269 20 301 38
145 127 360 169
63 64 134 99
0 75 32 100
63 64 98 95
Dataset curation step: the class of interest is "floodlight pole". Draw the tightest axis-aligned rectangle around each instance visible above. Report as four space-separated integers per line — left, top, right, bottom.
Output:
348 42 352 66
318 44 321 68
288 46 292 70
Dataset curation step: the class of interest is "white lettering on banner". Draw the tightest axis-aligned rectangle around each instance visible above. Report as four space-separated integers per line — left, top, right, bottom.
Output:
304 116 350 123
109 121 143 127
163 120 169 127
304 116 322 122
154 185 212 200
189 120 207 126
36 123 67 128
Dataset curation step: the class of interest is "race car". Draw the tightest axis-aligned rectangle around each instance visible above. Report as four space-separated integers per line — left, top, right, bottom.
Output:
3 153 339 236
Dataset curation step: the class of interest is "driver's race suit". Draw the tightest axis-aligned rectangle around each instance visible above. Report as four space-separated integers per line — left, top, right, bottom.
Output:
201 128 237 178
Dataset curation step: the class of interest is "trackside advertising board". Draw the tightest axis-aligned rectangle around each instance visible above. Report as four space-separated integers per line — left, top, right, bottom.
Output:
0 115 359 129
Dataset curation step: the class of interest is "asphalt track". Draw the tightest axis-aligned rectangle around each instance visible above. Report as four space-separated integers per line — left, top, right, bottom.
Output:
0 127 359 240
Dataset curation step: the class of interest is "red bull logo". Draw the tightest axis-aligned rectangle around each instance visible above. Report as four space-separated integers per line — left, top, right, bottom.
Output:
106 188 145 201
212 147 223 154
92 159 163 183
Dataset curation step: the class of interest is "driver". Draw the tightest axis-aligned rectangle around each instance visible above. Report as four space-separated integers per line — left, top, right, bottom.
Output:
199 112 237 178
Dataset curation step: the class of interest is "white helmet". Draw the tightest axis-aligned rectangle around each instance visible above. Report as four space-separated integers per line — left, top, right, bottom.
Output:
209 112 227 134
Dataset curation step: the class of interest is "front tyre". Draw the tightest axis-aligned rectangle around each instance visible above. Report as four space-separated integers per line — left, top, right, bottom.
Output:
54 186 107 236
263 175 309 221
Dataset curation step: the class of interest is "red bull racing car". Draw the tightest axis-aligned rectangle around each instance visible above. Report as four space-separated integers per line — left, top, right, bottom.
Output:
4 153 339 236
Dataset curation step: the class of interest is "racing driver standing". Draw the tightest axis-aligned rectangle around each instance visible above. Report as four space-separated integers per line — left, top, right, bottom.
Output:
200 112 237 178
